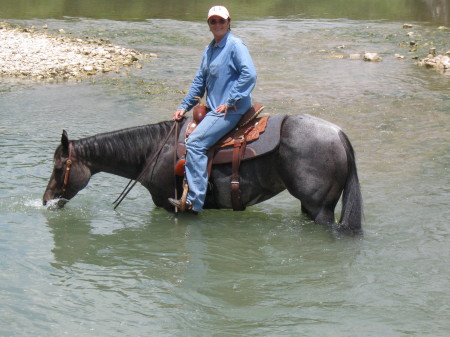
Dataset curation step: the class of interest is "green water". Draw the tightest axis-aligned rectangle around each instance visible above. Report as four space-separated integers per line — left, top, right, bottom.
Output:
1 1 449 337
0 0 449 24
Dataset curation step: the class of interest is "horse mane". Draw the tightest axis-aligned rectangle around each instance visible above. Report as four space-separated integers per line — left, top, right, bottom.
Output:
73 120 175 165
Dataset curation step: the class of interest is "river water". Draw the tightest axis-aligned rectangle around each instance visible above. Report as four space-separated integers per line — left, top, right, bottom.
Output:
1 1 449 336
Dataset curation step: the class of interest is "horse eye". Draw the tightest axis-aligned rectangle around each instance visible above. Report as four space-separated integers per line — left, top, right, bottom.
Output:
54 167 63 175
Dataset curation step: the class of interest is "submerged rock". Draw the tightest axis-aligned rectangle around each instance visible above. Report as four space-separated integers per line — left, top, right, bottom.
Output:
349 53 361 60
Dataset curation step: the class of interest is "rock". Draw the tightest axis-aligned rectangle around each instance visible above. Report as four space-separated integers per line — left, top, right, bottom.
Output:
0 21 151 81
417 54 450 74
363 52 382 62
329 54 345 59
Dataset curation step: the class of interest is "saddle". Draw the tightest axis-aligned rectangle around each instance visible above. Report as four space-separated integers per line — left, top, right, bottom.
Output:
176 104 285 211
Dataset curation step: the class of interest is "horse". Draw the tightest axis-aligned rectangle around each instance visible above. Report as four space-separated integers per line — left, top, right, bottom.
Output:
43 113 363 233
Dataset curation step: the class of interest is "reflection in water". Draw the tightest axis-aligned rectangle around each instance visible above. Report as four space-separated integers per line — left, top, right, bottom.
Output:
45 205 363 334
0 0 448 24
420 0 449 24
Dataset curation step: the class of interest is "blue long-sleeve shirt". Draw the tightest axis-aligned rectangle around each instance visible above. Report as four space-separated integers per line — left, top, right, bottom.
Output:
178 31 257 115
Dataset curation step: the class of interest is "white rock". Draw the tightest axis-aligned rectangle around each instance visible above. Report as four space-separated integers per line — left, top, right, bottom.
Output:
363 52 382 62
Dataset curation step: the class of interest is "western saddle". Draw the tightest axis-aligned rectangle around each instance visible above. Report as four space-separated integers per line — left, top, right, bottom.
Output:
176 99 268 211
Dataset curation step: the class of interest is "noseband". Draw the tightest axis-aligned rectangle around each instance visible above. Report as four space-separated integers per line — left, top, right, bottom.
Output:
61 142 73 195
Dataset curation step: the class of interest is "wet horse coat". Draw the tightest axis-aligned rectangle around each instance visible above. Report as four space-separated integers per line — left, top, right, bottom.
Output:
43 114 363 232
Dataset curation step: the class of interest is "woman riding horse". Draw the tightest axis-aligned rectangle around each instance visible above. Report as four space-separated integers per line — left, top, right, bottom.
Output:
170 6 257 213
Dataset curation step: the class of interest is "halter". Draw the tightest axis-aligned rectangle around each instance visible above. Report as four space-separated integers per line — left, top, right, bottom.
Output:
61 142 73 194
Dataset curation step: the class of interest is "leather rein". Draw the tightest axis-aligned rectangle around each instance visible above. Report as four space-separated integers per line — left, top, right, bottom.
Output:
113 120 179 209
58 121 179 208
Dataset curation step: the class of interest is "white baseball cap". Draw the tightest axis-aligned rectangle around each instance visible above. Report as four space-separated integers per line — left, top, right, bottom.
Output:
207 6 230 20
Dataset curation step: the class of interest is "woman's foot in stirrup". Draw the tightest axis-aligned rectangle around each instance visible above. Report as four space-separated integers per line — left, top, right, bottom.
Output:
168 198 198 214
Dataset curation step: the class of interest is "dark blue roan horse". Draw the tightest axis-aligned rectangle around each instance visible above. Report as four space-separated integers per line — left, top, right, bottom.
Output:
43 114 363 233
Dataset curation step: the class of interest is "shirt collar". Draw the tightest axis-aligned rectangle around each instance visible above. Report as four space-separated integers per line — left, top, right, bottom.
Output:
211 31 231 48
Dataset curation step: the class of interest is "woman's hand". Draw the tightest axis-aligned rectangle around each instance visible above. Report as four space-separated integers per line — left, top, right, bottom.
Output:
173 109 186 121
215 104 236 115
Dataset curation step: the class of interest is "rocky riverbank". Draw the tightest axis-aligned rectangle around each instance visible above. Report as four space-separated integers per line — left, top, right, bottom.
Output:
0 22 156 81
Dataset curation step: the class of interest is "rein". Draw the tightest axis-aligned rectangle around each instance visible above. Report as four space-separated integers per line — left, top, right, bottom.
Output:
113 120 179 210
61 142 73 195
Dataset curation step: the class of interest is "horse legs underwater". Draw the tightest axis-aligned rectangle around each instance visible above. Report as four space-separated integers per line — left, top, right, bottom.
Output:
277 114 362 231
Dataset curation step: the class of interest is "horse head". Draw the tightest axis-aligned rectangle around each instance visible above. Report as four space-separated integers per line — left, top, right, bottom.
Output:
43 130 91 208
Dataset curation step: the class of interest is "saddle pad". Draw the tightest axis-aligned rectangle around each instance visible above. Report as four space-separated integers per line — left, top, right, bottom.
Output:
177 114 286 164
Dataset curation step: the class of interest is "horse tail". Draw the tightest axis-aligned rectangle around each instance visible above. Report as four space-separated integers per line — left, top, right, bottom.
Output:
338 131 363 233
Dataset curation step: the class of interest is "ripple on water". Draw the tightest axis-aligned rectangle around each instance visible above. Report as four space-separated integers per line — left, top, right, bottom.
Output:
1 16 449 337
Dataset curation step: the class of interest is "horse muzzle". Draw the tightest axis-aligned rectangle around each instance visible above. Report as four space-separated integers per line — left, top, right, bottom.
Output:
43 197 69 209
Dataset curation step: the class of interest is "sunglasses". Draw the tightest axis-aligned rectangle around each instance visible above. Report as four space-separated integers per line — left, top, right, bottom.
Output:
209 18 227 25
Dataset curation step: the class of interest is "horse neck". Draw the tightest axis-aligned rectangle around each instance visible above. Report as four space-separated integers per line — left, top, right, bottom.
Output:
73 121 174 180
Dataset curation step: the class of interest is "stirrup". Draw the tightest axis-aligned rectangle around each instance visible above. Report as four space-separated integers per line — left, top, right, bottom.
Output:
168 198 197 214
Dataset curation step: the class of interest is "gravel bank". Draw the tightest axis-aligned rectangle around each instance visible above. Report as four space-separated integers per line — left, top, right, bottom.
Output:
0 22 155 81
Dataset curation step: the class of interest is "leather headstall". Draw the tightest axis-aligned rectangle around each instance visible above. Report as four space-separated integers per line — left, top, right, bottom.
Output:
61 142 73 194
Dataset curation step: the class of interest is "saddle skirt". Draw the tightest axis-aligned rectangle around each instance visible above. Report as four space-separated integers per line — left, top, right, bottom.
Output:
177 113 286 164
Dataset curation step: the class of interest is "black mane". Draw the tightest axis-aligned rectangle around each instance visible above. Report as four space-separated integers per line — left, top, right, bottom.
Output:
73 120 175 167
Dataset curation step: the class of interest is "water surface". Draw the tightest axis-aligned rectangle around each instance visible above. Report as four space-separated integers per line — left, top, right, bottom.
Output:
1 3 449 337
1 0 449 24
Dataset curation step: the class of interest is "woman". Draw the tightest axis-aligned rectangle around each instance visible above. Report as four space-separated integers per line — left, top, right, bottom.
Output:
169 5 257 213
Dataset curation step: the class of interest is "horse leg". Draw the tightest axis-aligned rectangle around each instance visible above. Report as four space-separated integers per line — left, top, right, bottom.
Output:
290 178 342 226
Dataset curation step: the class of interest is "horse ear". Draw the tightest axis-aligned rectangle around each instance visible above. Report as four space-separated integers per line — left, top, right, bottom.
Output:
61 130 69 150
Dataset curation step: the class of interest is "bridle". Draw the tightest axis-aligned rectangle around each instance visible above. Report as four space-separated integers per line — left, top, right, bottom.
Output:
61 142 73 196
54 121 179 207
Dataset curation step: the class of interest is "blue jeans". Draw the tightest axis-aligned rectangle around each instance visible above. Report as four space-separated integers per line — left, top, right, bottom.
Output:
185 111 244 212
